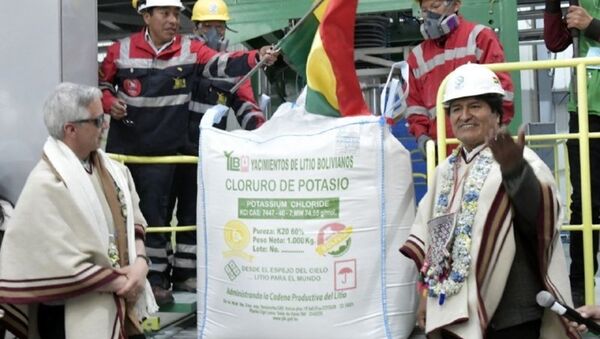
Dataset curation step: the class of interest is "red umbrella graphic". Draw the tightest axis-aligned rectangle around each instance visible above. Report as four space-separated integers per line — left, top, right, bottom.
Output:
338 267 353 284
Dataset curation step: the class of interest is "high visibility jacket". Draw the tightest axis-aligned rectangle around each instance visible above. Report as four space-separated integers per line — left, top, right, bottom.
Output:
189 76 264 129
99 31 258 155
186 75 265 155
406 17 514 140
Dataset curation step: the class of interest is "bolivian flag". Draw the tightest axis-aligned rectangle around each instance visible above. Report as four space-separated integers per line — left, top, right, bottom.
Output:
279 0 370 117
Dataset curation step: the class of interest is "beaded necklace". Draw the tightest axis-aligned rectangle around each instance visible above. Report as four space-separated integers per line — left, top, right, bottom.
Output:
421 146 494 304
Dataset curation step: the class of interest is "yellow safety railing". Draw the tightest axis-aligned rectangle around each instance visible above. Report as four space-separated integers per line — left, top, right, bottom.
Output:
107 154 199 234
427 57 600 305
527 140 572 219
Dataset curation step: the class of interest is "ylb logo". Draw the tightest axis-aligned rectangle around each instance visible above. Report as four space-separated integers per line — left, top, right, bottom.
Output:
225 151 249 172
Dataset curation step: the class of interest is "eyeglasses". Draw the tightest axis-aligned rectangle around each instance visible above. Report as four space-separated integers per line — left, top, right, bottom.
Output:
71 114 105 128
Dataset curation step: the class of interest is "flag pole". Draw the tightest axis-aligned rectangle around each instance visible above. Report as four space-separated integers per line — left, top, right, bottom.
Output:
229 0 325 94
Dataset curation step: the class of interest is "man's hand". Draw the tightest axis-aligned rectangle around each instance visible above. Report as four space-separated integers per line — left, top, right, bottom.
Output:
110 99 127 120
487 126 525 174
417 135 433 158
567 305 600 335
115 257 149 302
258 46 279 66
99 274 127 293
567 6 593 30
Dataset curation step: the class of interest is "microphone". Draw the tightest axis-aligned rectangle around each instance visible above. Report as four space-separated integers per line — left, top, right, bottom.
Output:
536 290 600 334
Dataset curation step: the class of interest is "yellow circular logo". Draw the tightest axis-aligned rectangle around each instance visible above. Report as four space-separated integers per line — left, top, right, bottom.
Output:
223 220 253 261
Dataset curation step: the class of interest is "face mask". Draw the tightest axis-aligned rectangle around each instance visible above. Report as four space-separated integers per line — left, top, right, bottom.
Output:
420 10 459 40
201 27 229 52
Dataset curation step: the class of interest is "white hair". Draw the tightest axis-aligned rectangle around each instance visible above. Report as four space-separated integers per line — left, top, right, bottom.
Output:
43 82 102 140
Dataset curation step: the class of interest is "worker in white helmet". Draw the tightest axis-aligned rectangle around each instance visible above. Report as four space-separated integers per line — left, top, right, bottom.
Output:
99 0 278 306
400 63 573 338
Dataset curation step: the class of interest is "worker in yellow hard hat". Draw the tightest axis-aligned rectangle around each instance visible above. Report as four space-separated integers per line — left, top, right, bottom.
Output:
191 0 232 51
166 0 267 294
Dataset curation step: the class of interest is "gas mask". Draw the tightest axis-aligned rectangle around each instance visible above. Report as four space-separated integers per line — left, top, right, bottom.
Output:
200 27 229 52
420 9 459 40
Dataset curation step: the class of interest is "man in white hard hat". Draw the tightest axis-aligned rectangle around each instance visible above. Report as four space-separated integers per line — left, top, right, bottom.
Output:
401 63 572 338
99 0 277 306
406 0 514 157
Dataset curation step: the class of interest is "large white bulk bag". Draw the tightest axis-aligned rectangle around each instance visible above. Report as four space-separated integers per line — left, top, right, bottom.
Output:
197 103 418 339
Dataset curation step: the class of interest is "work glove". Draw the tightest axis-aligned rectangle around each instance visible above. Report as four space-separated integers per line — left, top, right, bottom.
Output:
417 135 433 159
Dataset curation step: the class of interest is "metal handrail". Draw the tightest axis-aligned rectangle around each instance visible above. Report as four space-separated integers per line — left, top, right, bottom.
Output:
107 153 199 232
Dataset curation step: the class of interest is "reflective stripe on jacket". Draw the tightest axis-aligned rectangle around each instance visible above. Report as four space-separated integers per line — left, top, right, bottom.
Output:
406 18 514 140
99 31 258 155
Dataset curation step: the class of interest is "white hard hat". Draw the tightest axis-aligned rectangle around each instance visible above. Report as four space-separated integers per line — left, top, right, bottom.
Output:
134 0 185 14
442 63 505 105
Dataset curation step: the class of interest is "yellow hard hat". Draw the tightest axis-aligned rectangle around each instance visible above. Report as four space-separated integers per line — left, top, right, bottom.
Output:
192 0 230 22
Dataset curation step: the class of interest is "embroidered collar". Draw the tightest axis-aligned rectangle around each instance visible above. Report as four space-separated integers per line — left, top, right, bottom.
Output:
462 143 487 163
421 145 494 304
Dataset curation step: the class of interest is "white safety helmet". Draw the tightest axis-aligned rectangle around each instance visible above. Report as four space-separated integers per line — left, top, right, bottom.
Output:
442 63 505 106
133 0 185 14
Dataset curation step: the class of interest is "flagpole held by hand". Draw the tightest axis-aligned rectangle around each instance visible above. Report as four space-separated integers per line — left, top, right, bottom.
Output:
229 0 325 94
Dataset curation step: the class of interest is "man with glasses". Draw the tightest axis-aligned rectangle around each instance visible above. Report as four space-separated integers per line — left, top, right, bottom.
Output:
98 0 277 305
0 83 153 338
406 0 515 157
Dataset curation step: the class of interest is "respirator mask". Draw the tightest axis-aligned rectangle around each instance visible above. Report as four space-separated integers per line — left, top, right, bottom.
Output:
420 1 460 40
200 26 229 52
